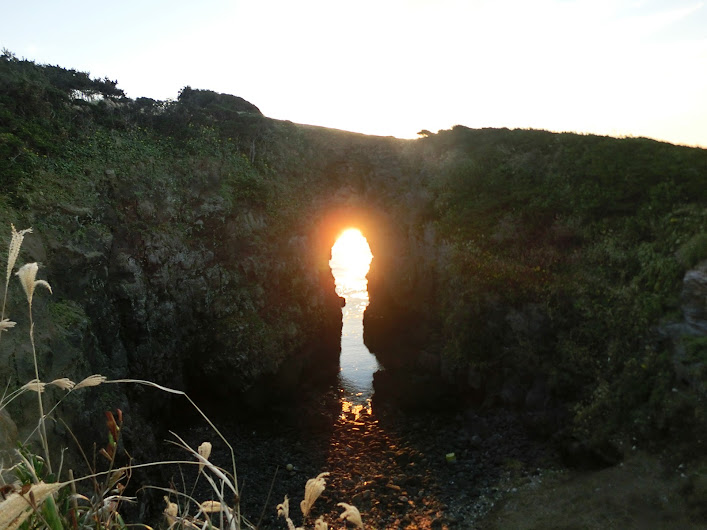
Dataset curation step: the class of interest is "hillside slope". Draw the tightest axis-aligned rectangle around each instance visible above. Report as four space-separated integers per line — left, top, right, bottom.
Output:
0 52 705 479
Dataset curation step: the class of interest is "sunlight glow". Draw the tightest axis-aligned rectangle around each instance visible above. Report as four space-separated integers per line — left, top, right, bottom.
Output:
329 228 373 301
330 227 377 412
2 0 706 146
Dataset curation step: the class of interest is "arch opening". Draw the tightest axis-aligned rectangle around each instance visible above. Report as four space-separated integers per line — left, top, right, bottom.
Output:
329 227 379 413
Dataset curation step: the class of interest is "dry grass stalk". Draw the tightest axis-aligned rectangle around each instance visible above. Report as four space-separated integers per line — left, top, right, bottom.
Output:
300 472 329 518
169 432 242 529
15 262 53 473
107 377 241 523
337 503 363 529
0 481 62 530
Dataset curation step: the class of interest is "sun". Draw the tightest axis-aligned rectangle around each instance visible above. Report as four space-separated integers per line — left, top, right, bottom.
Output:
331 228 372 276
329 228 373 298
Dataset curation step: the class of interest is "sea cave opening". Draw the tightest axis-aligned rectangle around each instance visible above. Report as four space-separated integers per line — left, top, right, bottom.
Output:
329 227 379 416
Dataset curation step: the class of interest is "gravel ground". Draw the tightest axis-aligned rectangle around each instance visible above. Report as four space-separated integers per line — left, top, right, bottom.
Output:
166 386 555 529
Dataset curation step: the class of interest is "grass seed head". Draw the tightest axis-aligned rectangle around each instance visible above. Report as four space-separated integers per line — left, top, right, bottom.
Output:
0 481 62 530
49 378 75 391
6 225 32 285
276 496 290 519
277 496 300 530
301 472 330 517
337 502 364 528
15 263 52 307
197 441 212 472
21 379 46 393
0 319 16 332
163 496 178 526
74 374 107 389
200 500 226 513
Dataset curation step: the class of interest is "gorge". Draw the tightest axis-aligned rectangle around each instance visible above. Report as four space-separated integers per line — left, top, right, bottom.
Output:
0 53 706 527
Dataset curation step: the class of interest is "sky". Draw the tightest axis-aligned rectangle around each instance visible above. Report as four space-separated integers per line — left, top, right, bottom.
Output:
2 0 706 147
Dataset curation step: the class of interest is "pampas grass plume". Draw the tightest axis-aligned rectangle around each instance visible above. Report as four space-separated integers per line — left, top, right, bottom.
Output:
0 481 62 530
1 225 31 338
6 225 32 285
21 379 46 393
0 318 16 332
277 496 299 530
15 262 52 307
199 500 226 513
74 374 107 389
276 496 290 519
337 502 363 529
300 472 329 518
49 378 75 391
163 496 178 526
198 441 212 472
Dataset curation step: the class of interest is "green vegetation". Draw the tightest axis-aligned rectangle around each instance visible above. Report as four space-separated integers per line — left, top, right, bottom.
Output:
0 50 705 504
410 126 707 449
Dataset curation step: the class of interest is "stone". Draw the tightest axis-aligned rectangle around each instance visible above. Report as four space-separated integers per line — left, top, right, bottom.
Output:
682 260 707 333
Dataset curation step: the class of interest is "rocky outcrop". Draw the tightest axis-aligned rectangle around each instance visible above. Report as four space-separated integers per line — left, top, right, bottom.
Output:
682 260 707 334
661 260 707 400
0 119 423 473
2 56 706 482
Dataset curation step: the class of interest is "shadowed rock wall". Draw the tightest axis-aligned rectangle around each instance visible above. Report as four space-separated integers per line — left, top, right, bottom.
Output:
1 56 706 476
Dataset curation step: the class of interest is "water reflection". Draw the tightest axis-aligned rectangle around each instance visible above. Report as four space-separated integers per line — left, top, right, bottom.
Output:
329 229 379 414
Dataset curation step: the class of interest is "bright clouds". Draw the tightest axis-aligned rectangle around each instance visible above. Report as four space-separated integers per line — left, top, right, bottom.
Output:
1 0 705 146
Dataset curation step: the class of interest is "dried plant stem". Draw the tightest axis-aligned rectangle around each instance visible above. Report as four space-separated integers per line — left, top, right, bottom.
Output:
0 265 9 350
15 262 53 474
106 378 242 523
68 469 79 516
257 466 279 528
0 278 10 335
70 459 204 485
0 291 7 348
0 384 31 411
28 314 52 475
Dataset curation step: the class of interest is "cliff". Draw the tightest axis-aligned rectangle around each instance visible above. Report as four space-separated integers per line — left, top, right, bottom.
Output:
1 52 706 471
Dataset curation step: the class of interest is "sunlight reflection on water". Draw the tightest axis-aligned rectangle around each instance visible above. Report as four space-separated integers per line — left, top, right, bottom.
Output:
329 229 379 415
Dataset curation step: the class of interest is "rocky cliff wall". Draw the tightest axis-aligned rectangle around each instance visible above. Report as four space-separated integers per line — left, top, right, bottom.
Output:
0 112 424 470
1 55 706 470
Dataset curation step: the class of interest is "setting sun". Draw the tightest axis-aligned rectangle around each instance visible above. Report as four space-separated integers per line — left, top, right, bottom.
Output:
329 228 373 299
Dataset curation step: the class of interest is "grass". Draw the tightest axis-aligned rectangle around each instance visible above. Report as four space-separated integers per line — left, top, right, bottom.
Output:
0 224 364 529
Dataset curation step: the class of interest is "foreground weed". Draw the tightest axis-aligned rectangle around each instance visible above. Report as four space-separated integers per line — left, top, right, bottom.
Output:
276 472 363 529
16 262 53 475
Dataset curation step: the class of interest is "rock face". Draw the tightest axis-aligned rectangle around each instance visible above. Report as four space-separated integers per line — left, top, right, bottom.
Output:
0 117 422 474
2 56 706 483
663 260 707 400
682 260 707 334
